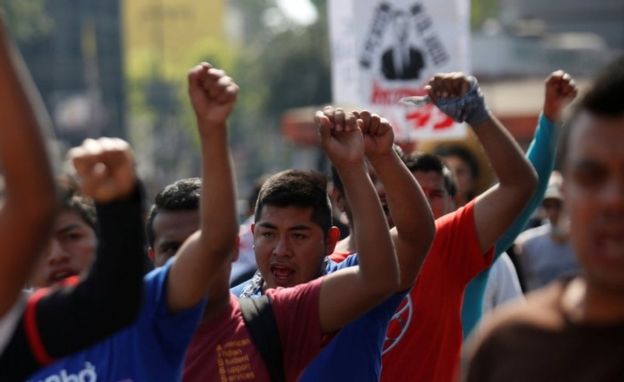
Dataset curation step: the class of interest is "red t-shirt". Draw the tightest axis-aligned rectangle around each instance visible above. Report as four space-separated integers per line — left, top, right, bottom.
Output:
381 201 493 382
329 250 351 263
183 278 323 382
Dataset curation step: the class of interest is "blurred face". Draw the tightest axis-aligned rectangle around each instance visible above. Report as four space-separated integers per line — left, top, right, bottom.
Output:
30 210 96 288
444 155 476 205
542 197 563 226
368 167 393 227
564 112 624 293
413 170 454 219
253 205 336 289
334 165 394 228
150 210 200 268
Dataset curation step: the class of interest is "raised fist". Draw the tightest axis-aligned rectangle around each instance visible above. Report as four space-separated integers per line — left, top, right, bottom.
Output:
543 70 578 123
187 62 239 129
425 72 490 125
354 110 395 158
68 138 136 203
315 106 365 168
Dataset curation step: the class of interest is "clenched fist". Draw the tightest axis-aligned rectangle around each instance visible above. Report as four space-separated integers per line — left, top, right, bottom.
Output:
543 70 578 123
68 138 136 203
187 62 239 131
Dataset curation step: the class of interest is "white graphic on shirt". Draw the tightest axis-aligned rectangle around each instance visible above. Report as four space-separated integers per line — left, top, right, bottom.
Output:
382 293 413 355
30 362 97 382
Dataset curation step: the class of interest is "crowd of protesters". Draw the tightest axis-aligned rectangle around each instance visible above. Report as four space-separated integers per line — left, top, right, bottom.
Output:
0 11 622 382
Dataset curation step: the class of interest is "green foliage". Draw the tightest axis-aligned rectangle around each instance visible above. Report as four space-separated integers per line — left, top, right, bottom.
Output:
0 0 52 42
471 0 499 30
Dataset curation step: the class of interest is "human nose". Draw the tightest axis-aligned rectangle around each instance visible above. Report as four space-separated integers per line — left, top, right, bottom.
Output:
272 235 292 258
600 176 624 212
46 240 69 266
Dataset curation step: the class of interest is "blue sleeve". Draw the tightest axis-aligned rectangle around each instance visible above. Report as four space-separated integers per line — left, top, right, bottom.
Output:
462 114 558 338
141 259 205 355
230 280 251 297
494 114 558 255
326 254 360 273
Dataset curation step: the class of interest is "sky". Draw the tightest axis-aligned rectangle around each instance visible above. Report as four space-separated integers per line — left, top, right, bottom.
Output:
276 0 318 26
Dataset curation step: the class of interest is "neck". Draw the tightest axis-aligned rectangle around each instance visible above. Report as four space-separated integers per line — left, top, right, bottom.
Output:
562 277 624 324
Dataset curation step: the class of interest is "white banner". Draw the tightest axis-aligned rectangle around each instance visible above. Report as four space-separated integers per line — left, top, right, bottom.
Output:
329 0 470 140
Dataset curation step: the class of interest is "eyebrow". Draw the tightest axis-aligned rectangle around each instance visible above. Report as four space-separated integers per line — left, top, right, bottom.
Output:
572 160 604 172
57 224 85 235
158 240 181 248
256 222 313 231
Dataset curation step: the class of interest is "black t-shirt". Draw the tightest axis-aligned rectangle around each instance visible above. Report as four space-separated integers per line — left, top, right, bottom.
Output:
463 279 624 382
0 185 146 381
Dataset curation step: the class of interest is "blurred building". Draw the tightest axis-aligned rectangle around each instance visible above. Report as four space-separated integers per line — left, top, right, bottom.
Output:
123 0 224 81
468 0 623 143
123 0 225 196
472 0 622 78
18 0 125 148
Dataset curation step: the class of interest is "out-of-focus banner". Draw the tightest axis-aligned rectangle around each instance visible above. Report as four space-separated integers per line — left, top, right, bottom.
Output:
329 0 470 140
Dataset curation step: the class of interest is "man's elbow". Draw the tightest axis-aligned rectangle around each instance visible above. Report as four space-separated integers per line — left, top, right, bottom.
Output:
368 263 401 298
397 219 435 290
397 243 431 291
519 165 539 199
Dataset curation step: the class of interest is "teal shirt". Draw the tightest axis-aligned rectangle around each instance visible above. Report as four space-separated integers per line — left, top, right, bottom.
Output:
461 114 558 338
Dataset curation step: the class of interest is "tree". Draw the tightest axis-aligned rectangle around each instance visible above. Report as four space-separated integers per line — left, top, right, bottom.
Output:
0 0 52 43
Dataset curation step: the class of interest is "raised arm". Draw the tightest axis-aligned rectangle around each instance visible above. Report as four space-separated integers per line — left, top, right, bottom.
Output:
427 74 537 253
165 63 239 313
314 108 399 333
0 138 145 380
319 107 435 290
495 71 577 253
0 15 57 316
360 111 435 290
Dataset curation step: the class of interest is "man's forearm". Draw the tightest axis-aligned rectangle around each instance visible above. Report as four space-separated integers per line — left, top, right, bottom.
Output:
198 121 238 255
495 114 558 254
336 162 398 292
368 151 434 287
0 26 56 316
471 115 536 189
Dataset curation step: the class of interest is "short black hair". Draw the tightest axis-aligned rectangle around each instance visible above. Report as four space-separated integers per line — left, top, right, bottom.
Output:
146 178 201 247
58 175 96 229
255 169 332 235
561 56 624 164
403 152 456 197
434 144 480 179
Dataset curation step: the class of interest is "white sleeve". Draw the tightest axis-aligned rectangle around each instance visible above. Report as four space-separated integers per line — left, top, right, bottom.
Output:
483 253 523 313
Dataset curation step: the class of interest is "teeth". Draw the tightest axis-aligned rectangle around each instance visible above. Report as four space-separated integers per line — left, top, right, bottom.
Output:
53 271 73 281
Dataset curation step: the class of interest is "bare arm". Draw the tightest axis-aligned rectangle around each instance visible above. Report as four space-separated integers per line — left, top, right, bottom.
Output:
470 115 537 253
0 138 145 380
315 108 399 333
427 74 537 253
360 111 435 290
0 18 57 315
166 63 239 313
321 107 435 291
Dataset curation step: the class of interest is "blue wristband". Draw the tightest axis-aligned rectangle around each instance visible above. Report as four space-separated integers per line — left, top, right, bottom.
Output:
435 76 491 125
